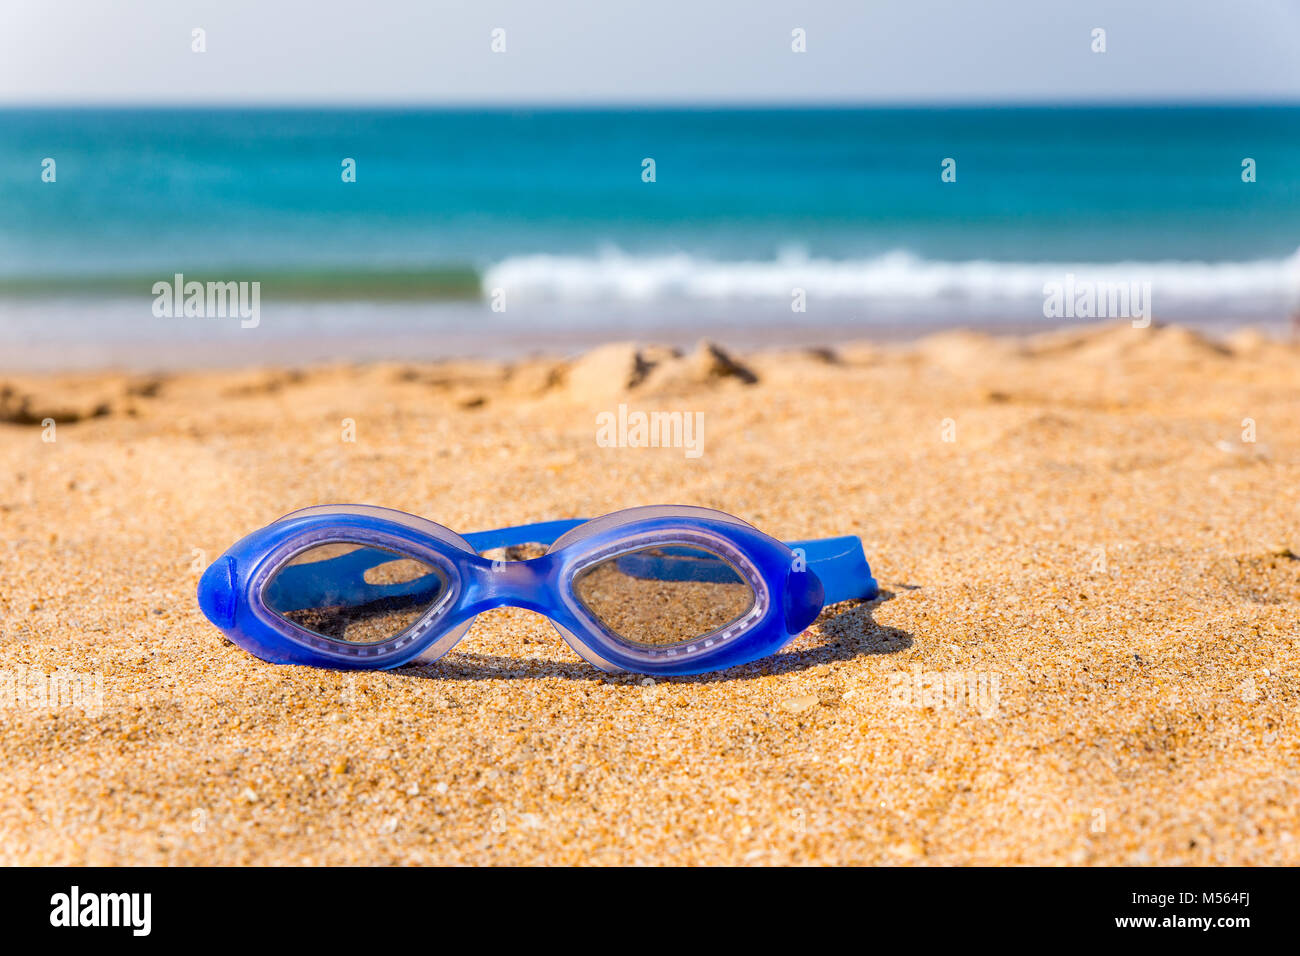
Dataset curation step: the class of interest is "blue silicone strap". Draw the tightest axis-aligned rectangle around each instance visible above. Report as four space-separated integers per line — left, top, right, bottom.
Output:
785 535 878 604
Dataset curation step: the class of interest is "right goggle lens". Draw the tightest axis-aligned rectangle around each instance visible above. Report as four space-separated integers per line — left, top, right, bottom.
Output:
573 544 756 648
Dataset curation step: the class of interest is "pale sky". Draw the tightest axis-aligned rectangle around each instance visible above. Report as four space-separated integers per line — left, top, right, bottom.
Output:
2 0 1298 105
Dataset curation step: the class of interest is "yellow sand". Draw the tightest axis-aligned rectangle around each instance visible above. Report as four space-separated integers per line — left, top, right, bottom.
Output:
1 321 1297 865
573 554 755 646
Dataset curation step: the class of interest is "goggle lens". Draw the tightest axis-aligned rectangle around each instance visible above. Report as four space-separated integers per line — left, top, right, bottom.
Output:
573 544 756 648
263 542 448 645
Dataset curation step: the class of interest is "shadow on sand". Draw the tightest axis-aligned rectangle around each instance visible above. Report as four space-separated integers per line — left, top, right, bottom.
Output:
391 590 912 684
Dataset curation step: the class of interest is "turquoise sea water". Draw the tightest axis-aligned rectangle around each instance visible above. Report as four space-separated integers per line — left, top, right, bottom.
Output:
0 106 1297 365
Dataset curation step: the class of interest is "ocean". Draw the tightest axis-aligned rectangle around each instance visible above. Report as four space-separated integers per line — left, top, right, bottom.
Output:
1 106 1298 367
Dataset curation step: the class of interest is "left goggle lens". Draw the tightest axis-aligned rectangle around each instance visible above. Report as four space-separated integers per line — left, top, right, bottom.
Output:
262 542 447 644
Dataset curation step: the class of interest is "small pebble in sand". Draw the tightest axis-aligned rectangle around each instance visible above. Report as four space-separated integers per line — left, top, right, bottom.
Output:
781 694 820 714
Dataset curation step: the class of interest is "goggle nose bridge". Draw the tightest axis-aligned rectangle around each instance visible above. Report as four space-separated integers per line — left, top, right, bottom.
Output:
461 549 565 615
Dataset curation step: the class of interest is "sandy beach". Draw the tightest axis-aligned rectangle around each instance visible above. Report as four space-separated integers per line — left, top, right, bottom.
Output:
1 319 1298 866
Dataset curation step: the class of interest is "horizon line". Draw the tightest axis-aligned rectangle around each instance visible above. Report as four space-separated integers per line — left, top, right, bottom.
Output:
3 96 1300 111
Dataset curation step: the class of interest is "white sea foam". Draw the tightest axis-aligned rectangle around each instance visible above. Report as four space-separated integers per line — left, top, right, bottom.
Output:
483 248 1300 306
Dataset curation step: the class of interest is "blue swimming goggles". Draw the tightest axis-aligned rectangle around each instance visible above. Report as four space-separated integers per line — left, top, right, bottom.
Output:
198 505 877 676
